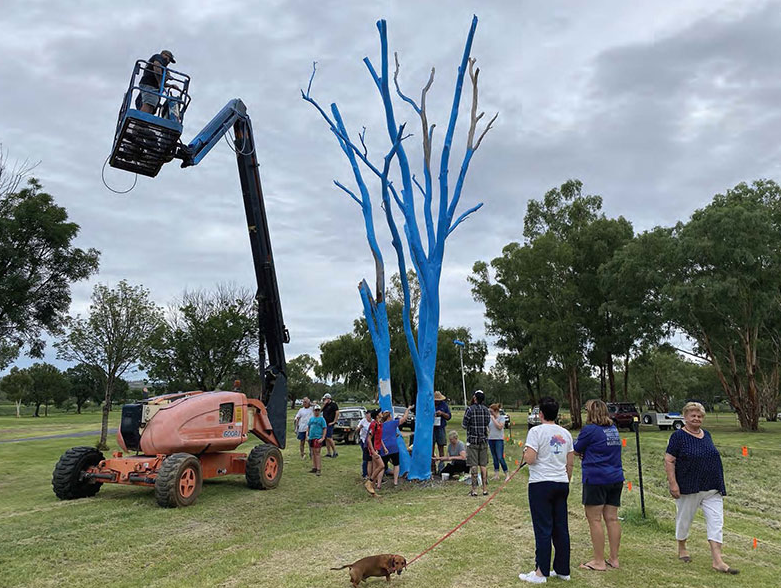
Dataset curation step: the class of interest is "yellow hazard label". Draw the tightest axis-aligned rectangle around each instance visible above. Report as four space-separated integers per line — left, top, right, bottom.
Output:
235 406 243 426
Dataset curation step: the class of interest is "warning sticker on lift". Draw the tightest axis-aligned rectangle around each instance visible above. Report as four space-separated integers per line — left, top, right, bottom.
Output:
235 406 242 428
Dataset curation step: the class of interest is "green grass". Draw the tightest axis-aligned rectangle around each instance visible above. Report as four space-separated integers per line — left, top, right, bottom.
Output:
0 410 779 587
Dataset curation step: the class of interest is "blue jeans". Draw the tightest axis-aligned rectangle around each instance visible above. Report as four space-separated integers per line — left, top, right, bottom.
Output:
489 439 508 473
528 481 570 577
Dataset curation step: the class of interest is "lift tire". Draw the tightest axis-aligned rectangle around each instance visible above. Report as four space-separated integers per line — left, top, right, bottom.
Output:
52 446 105 500
246 444 283 490
154 453 202 508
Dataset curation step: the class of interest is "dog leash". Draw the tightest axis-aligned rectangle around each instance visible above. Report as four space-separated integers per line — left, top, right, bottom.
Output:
407 462 527 566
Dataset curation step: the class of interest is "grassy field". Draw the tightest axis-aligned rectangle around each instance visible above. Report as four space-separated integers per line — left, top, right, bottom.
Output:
0 409 779 587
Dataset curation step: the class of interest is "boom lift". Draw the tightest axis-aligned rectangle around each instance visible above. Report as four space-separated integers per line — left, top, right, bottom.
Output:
53 59 290 507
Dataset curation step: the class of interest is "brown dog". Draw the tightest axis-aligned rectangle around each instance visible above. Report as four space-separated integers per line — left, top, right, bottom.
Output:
331 554 407 586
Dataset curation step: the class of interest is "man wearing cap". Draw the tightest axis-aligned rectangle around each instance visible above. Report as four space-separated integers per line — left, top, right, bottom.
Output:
321 393 340 458
462 390 491 496
433 391 452 464
138 49 176 115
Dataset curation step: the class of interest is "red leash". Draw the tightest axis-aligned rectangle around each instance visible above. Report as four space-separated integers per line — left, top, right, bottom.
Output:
407 462 527 566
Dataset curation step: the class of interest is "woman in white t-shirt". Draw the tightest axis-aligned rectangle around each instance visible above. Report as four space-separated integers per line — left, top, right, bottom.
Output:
519 397 574 584
294 398 314 459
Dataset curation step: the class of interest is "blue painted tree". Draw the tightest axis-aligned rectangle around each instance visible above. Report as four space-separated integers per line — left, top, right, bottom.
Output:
303 15 496 480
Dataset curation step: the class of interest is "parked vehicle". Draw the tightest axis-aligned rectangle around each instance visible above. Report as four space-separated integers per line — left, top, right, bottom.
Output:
393 405 415 430
527 406 541 430
607 402 640 431
332 406 367 444
641 411 684 431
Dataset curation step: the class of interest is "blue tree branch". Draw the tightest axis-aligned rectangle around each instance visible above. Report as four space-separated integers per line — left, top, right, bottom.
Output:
333 180 362 206
447 202 483 236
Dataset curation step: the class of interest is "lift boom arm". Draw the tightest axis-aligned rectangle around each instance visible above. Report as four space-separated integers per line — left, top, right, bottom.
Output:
174 99 289 449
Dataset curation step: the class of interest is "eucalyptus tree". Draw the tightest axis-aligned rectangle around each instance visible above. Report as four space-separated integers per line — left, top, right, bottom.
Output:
56 281 163 449
0 178 99 369
304 17 496 478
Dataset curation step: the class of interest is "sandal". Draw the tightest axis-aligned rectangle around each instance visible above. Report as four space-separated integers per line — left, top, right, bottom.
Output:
469 490 478 497
678 556 692 563
482 490 489 496
579 563 606 572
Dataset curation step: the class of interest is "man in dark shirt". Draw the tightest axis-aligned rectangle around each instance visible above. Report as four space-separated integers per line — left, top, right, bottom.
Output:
462 390 491 496
321 393 340 458
138 50 176 115
433 391 452 460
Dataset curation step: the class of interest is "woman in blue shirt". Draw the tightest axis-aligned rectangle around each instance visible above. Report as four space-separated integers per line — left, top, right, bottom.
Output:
573 399 624 572
664 402 737 575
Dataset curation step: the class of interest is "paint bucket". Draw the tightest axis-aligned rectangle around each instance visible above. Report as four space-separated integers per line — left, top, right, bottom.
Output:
441 473 450 481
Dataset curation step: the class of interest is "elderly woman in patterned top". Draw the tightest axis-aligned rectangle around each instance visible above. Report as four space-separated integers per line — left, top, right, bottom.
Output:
664 401 738 575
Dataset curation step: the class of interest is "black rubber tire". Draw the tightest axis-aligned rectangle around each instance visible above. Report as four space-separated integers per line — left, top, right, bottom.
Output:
672 420 684 431
246 444 283 490
52 446 105 500
154 453 202 508
642 414 653 425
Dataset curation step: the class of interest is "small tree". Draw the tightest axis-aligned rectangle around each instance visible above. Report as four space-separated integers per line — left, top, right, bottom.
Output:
65 363 104 414
24 362 70 417
142 284 257 391
56 281 162 450
1 367 33 417
287 354 318 408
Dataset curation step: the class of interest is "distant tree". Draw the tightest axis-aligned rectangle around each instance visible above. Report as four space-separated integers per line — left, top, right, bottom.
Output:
287 354 319 408
23 362 70 417
0 176 100 369
56 281 162 450
142 284 257 391
65 363 103 414
1 366 32 417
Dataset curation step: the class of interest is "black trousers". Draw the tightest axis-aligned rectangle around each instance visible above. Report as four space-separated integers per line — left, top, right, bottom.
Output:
528 481 570 577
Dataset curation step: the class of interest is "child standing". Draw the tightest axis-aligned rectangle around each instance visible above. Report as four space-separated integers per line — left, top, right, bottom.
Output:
307 405 327 476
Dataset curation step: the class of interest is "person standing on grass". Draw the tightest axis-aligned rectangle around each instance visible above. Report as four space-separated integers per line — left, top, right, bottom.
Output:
462 390 491 496
294 397 314 459
365 409 388 494
488 403 510 481
519 396 574 584
664 401 738 575
433 391 452 461
573 399 624 572
321 393 340 458
357 409 374 479
381 407 410 486
307 405 327 477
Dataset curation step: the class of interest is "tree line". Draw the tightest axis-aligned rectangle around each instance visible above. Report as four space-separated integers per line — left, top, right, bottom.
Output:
470 179 781 431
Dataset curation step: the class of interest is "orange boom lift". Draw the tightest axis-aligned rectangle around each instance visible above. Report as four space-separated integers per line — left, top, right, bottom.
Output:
53 58 289 507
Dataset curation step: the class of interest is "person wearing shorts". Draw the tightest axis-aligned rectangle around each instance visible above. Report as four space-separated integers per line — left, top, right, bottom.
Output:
294 397 314 459
462 390 491 496
307 405 327 477
573 399 624 572
433 391 452 460
321 393 340 458
381 407 410 486
137 50 176 115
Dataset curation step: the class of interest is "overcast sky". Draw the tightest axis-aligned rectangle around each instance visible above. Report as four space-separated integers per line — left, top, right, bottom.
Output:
3 0 781 379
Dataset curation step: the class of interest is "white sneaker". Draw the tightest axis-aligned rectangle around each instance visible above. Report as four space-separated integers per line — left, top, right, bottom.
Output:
549 571 570 581
518 571 546 584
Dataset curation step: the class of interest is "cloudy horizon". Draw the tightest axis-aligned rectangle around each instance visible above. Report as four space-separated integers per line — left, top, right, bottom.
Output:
3 0 780 381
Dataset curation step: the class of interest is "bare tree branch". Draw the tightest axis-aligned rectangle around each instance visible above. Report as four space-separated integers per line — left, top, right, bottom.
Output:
466 58 498 151
333 180 362 206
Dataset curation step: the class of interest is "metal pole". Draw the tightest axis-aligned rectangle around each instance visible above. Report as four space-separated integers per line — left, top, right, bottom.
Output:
634 416 646 518
459 345 467 409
